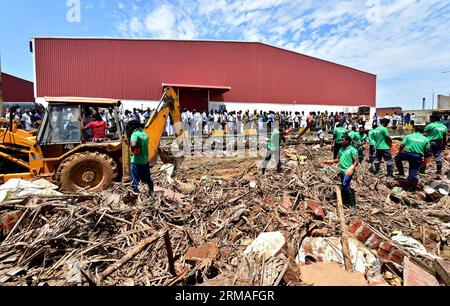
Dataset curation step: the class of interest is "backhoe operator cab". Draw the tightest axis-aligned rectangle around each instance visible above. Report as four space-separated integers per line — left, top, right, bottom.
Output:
37 97 122 154
33 97 124 192
0 86 183 193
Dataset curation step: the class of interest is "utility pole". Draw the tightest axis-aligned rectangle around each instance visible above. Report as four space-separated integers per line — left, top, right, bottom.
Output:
0 52 3 118
431 88 435 110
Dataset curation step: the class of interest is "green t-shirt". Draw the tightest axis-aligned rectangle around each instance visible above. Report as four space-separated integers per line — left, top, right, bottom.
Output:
368 129 376 146
402 133 430 156
372 126 390 150
425 122 448 141
338 145 358 174
268 129 280 151
334 127 349 144
130 128 149 165
360 133 368 143
348 131 361 148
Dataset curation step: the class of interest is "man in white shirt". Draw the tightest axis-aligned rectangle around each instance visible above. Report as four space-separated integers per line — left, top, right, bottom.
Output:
300 112 307 128
21 110 33 131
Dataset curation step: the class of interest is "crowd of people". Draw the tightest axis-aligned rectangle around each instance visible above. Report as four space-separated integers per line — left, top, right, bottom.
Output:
322 114 449 211
1 107 44 131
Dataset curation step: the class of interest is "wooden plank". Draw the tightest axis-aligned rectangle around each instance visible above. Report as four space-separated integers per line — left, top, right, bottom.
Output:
433 259 450 286
335 186 352 271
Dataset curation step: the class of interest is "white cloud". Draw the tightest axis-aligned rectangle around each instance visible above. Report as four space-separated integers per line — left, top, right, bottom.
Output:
112 0 450 108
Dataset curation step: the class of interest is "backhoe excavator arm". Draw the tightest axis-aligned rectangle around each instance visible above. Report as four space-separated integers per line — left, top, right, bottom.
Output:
143 86 183 162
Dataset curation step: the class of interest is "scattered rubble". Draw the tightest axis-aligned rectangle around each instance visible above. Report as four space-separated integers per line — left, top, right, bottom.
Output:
0 144 449 286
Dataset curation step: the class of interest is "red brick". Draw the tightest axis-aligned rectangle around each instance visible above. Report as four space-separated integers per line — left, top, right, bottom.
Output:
348 220 363 235
377 249 391 260
185 243 219 262
303 200 326 221
365 234 383 250
356 226 373 243
388 250 405 265
0 211 24 236
379 242 393 252
280 195 293 211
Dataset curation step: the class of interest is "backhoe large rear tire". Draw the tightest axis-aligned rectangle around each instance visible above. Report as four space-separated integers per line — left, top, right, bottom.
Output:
56 152 118 193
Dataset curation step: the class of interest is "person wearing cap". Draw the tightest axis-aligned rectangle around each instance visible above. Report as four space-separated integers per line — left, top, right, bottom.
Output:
128 119 153 195
395 125 430 191
423 115 448 175
373 118 394 177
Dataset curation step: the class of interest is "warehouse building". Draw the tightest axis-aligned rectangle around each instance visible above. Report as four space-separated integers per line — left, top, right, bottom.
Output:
1 72 34 102
32 38 376 114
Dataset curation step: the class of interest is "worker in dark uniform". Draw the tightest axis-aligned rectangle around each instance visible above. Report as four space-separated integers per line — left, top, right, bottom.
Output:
423 115 448 174
373 118 394 177
395 125 430 191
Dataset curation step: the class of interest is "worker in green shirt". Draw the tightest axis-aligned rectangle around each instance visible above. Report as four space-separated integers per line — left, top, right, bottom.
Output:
373 118 394 177
367 123 378 163
332 122 349 159
261 124 286 174
423 115 448 174
348 126 361 148
322 135 359 210
128 119 154 194
395 125 430 191
358 127 368 163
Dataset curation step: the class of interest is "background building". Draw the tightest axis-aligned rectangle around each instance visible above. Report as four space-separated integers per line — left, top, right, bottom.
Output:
1 72 34 102
33 38 376 114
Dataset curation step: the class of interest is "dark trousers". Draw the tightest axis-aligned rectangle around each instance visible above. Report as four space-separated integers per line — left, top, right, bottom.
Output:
131 163 154 193
395 152 423 182
369 145 376 163
262 150 281 173
430 140 443 166
333 143 342 159
339 173 355 205
358 148 365 164
374 149 394 175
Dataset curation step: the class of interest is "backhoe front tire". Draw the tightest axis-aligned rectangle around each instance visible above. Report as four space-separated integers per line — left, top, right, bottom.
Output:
56 152 118 193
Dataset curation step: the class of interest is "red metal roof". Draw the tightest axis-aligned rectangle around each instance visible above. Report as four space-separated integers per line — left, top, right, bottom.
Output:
1 73 34 102
34 38 376 107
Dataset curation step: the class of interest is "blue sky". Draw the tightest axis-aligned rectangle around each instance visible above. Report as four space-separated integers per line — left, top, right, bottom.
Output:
1 0 449 109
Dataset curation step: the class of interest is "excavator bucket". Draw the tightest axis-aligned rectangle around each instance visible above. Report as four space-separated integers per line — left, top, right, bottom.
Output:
159 147 184 172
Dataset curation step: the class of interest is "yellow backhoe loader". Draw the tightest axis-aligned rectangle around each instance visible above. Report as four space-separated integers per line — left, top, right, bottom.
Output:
0 87 183 192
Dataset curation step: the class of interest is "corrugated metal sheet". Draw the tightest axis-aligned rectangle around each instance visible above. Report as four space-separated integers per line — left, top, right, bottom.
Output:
2 73 34 102
35 38 376 107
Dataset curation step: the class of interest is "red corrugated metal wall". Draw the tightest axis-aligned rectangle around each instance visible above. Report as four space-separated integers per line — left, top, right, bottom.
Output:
35 39 376 106
2 73 34 102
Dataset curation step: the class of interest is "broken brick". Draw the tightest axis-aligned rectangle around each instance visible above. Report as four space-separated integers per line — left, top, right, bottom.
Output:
185 243 219 263
302 200 326 221
0 211 24 237
348 219 363 235
365 234 382 250
280 195 293 211
356 226 373 243
379 242 393 252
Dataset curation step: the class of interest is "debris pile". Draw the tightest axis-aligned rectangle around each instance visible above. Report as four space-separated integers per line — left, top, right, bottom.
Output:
1 144 450 286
